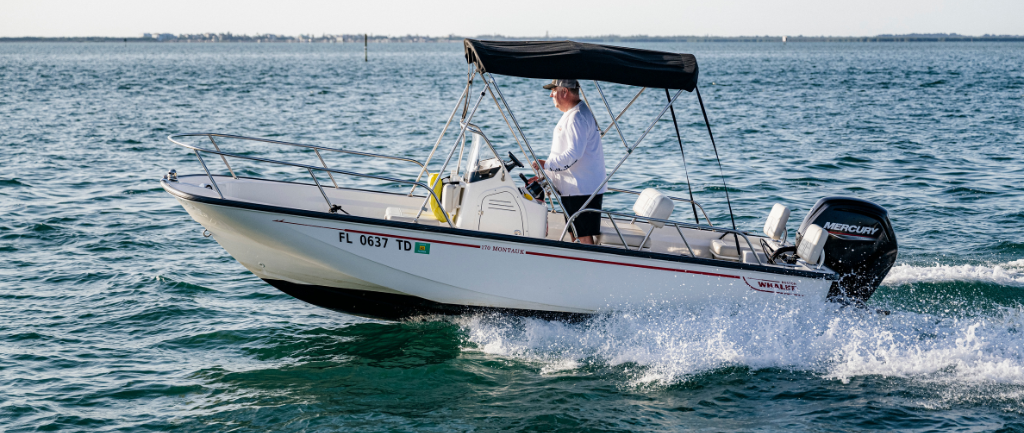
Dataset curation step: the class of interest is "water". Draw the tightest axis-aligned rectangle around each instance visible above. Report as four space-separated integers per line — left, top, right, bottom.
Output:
1 41 1023 431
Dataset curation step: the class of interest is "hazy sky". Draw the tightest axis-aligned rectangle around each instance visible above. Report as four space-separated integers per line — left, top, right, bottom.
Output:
3 0 1022 38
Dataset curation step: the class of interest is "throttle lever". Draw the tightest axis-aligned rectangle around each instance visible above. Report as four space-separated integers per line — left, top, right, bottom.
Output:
519 173 545 201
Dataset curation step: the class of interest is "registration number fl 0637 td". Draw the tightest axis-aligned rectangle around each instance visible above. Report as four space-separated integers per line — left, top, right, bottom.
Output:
339 232 418 252
339 232 387 248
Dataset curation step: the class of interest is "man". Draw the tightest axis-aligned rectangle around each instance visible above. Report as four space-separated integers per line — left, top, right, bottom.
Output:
530 79 607 245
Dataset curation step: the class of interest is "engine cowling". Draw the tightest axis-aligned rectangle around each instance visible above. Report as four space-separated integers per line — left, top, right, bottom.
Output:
796 197 898 303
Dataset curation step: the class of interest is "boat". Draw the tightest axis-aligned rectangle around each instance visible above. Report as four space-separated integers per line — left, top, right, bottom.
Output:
161 39 899 320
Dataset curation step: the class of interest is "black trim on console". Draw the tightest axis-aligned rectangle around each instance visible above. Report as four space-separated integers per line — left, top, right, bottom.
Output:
163 179 838 280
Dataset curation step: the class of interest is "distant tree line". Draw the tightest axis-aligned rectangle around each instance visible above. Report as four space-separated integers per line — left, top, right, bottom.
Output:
0 33 460 43
2 32 1023 43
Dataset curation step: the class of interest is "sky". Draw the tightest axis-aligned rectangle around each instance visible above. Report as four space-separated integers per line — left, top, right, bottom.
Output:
2 0 1022 38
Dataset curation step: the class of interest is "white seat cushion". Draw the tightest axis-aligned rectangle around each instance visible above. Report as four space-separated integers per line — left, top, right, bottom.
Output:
658 240 706 257
763 203 791 241
598 223 651 248
665 245 705 257
798 224 827 265
384 207 440 225
710 238 743 260
633 189 674 228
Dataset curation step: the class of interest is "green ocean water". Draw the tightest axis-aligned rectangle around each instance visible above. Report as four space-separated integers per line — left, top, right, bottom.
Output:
1 41 1024 431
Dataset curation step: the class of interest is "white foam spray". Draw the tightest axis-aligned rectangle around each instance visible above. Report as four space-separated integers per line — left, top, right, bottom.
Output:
883 260 1024 287
454 259 1024 414
455 293 1024 397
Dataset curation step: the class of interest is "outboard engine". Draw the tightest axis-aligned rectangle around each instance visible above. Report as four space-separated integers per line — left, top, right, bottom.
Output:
796 197 898 303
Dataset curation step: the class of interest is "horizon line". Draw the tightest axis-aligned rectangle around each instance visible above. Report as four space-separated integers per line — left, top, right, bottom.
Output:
2 32 1024 40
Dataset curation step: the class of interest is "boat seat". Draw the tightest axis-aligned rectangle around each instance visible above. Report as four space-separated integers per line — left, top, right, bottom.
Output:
633 188 674 228
384 207 441 226
710 237 744 261
657 239 708 258
600 188 675 249
797 223 827 265
598 223 651 248
763 203 791 241
710 237 771 264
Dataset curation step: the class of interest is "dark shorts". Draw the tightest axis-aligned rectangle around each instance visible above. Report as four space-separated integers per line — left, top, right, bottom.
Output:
562 194 603 238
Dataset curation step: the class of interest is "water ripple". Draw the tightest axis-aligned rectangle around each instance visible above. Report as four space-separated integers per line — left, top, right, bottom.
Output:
1 41 1022 431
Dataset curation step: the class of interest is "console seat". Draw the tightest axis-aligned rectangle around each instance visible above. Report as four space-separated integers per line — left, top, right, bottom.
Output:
384 207 441 225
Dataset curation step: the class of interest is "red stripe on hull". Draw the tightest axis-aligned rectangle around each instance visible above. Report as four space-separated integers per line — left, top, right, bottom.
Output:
270 219 817 294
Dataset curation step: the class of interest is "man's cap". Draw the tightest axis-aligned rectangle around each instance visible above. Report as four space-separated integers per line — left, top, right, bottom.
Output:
543 79 579 90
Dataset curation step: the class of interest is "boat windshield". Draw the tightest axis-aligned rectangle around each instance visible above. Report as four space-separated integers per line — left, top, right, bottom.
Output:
465 132 501 183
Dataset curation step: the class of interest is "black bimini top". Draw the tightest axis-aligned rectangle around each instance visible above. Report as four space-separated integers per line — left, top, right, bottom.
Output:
464 39 699 91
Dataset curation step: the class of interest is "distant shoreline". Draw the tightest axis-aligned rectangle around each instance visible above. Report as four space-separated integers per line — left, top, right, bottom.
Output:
2 34 1024 43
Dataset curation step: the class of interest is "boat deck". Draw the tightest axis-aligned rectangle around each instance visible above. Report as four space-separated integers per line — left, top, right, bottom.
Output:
167 174 830 274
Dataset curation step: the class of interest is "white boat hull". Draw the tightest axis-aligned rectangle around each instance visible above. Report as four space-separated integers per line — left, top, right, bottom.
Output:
168 182 837 319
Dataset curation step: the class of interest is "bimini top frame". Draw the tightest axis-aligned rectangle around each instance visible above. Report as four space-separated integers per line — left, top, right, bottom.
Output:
411 39 741 247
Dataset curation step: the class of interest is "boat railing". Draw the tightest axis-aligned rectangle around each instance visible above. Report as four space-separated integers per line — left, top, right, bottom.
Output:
559 208 767 267
606 188 714 227
167 132 454 227
454 126 715 227
171 133 424 176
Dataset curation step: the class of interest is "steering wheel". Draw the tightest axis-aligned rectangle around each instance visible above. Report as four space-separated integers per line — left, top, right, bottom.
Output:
504 151 524 172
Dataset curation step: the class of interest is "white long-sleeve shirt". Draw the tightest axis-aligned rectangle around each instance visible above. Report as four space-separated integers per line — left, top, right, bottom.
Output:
544 102 607 197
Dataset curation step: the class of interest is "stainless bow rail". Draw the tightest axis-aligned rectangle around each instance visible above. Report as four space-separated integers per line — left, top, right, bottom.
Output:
167 132 454 227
